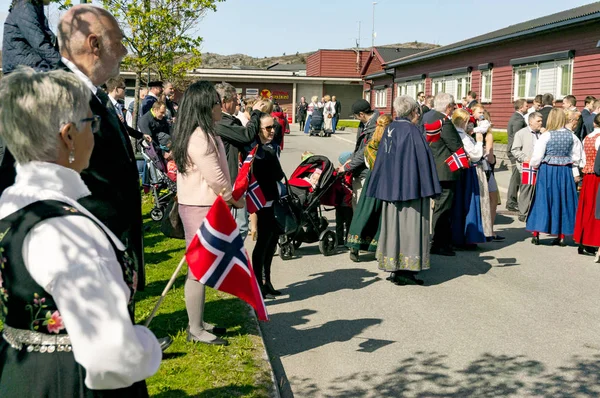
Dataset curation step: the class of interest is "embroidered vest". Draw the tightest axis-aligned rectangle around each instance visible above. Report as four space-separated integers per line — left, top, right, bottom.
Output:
542 130 574 165
0 200 136 334
582 135 599 174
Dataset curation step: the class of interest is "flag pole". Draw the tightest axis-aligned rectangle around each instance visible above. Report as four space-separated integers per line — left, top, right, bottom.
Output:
144 255 187 327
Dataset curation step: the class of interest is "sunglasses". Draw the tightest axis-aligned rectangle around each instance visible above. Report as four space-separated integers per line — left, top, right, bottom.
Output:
263 125 274 130
80 115 101 133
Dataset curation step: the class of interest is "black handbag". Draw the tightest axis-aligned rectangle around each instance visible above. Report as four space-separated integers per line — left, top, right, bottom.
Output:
273 178 299 235
160 197 185 239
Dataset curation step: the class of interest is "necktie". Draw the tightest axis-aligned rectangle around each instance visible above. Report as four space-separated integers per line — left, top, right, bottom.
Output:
96 89 132 158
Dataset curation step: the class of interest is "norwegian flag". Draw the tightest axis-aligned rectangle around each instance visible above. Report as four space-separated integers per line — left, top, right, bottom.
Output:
232 147 258 201
424 119 442 143
522 162 538 185
247 175 267 214
186 196 268 321
445 147 470 172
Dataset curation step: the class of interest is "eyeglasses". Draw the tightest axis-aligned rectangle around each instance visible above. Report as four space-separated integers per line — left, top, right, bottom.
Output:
80 115 101 133
263 125 274 130
214 99 222 106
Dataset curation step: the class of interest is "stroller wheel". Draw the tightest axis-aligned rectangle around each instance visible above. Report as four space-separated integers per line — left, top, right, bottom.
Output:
150 207 164 221
318 230 336 256
279 242 295 260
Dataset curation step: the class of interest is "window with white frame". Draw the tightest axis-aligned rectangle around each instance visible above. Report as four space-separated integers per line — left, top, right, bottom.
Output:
364 90 371 103
375 88 387 108
397 80 425 100
432 74 470 100
481 69 493 102
513 59 572 100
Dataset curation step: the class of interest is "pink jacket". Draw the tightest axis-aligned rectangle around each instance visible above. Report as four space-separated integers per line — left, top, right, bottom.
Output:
177 127 233 206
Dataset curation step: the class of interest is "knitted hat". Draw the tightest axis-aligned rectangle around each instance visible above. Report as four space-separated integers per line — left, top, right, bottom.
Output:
338 151 352 165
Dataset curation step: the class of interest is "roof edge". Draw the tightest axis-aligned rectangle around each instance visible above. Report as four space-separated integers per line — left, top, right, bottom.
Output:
386 12 600 68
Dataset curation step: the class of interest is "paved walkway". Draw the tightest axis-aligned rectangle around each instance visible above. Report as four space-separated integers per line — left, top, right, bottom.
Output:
258 126 600 398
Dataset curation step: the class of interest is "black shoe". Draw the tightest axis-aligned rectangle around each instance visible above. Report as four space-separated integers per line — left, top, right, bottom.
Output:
205 325 227 336
531 236 540 245
506 205 519 212
158 336 173 352
187 330 228 345
264 281 282 296
430 246 456 256
260 286 276 300
392 273 424 286
492 235 505 242
551 237 567 247
349 249 360 262
578 246 597 256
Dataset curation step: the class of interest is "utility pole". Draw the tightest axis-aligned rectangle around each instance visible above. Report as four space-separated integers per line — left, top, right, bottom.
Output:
356 21 361 48
371 2 377 49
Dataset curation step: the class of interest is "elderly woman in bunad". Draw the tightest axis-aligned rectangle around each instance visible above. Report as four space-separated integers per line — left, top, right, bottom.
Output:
0 68 161 397
322 95 335 133
366 96 441 286
574 113 600 256
449 108 489 247
345 114 392 262
527 108 581 246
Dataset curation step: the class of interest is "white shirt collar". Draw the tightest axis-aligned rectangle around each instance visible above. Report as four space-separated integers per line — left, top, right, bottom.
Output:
14 161 91 201
61 57 97 95
147 92 158 99
108 94 118 106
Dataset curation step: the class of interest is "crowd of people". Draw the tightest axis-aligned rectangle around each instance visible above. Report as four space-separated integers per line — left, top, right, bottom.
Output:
296 95 342 134
0 0 599 395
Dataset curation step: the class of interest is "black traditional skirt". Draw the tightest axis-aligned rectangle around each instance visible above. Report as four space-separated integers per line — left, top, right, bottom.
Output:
0 340 149 398
346 172 382 252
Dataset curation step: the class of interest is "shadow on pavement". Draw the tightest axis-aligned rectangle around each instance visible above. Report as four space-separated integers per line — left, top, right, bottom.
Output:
289 351 600 397
271 268 381 305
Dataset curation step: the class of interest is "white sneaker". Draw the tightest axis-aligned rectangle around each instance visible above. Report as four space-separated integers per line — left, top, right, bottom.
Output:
595 251 600 264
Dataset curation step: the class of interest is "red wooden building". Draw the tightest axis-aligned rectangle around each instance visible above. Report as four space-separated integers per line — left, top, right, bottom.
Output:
364 3 600 129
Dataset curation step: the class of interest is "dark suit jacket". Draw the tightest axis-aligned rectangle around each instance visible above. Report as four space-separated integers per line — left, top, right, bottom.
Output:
79 83 145 291
215 111 260 182
539 106 553 128
507 112 527 161
141 95 158 116
581 109 595 140
138 111 170 145
334 101 342 118
467 100 477 109
422 110 463 182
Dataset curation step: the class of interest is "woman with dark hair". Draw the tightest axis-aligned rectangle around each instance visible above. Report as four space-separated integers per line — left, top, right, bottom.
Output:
527 108 581 246
172 81 244 345
252 114 285 298
2 0 61 74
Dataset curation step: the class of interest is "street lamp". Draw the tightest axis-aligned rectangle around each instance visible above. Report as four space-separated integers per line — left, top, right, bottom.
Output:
372 2 377 49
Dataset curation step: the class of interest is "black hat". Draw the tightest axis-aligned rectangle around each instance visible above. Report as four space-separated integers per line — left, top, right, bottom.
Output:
148 81 163 88
352 99 372 115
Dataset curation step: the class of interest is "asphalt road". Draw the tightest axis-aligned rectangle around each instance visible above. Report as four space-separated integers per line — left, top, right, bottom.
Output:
258 125 600 398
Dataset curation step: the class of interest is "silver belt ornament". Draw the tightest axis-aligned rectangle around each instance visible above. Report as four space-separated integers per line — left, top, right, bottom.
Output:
3 325 72 353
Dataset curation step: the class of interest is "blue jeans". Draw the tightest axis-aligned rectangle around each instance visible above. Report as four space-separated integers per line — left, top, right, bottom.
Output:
231 206 249 241
332 116 339 133
304 115 312 134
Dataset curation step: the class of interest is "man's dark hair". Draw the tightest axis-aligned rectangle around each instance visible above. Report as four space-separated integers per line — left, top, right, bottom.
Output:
106 77 125 93
514 99 527 110
585 95 597 106
467 91 477 100
417 91 424 97
171 81 220 174
534 94 543 104
563 95 577 107
542 93 554 106
152 101 166 110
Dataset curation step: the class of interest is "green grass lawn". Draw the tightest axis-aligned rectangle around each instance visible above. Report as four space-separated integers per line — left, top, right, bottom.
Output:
137 195 272 397
336 119 360 128
0 196 273 397
492 131 508 145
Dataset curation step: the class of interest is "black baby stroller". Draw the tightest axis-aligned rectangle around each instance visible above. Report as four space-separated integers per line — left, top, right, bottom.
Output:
308 107 330 137
140 141 177 221
277 155 338 259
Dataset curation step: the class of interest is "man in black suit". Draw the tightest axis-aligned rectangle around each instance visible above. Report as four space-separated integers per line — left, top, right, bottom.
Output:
578 95 596 140
506 99 528 212
466 91 478 109
332 95 342 133
141 81 163 116
539 93 554 129
422 93 463 256
57 4 172 351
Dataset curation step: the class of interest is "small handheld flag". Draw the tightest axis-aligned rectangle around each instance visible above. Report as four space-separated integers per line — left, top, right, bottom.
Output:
445 147 470 172
522 162 538 185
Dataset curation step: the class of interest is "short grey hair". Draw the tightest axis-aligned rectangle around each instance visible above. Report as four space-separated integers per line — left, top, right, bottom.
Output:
0 67 91 164
433 93 455 113
528 111 543 122
393 95 419 118
214 82 237 103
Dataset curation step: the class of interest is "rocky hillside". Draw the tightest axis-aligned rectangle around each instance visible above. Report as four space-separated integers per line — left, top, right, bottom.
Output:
201 41 438 69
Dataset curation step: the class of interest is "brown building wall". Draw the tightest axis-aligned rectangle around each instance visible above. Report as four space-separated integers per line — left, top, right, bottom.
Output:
307 49 371 77
390 21 600 129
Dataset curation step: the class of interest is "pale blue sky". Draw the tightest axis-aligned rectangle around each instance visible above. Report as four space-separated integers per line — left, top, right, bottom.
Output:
0 0 595 57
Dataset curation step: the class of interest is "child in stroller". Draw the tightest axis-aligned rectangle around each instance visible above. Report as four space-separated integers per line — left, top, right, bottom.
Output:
309 106 329 137
140 140 177 221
